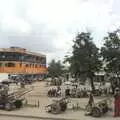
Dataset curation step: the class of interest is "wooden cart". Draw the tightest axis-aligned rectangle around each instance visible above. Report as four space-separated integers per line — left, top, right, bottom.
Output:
85 98 112 117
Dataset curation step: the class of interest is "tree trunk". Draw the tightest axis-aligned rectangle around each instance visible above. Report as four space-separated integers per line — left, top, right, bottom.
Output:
111 85 115 94
90 77 95 92
110 78 115 94
75 72 78 79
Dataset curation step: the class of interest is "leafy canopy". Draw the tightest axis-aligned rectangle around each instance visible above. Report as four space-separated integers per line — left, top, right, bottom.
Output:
65 32 101 78
48 59 64 78
101 30 120 75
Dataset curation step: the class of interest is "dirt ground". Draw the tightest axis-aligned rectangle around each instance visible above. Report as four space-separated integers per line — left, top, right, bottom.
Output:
0 116 44 120
0 81 119 120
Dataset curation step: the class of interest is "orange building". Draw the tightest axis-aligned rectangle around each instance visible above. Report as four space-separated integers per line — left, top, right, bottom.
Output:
0 47 47 75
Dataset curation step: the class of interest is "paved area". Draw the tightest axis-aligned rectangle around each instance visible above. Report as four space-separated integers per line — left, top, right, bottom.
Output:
0 116 49 120
0 116 39 120
0 108 119 120
0 81 119 120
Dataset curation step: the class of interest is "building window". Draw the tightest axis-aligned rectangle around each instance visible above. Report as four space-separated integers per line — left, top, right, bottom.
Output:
35 64 37 68
26 64 29 67
32 64 34 67
5 63 15 67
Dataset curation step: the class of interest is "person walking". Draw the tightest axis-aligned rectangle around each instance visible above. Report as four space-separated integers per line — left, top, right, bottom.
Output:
57 86 61 97
85 92 94 116
114 88 120 117
65 87 70 98
88 92 94 106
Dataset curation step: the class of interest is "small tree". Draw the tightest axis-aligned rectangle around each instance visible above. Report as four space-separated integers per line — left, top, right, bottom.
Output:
48 59 64 78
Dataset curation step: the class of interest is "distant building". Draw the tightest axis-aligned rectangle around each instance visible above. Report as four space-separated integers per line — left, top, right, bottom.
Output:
0 47 47 75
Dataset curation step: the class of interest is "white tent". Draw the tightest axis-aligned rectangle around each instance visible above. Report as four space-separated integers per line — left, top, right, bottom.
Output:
63 81 72 85
0 73 10 83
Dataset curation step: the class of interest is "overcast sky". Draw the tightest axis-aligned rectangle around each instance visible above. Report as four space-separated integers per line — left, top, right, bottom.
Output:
0 0 120 63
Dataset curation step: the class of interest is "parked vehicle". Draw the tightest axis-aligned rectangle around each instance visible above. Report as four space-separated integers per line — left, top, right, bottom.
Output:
0 85 23 111
45 97 70 114
85 98 112 117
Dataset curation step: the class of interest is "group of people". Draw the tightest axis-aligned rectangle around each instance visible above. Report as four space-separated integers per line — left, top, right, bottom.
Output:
48 86 88 98
51 78 62 86
65 86 110 98
48 86 111 98
48 83 120 117
86 87 120 117
48 86 61 97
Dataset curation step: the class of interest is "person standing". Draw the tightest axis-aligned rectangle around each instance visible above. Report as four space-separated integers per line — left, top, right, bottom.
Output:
65 87 70 98
88 92 94 106
114 88 120 117
85 92 94 116
57 86 61 97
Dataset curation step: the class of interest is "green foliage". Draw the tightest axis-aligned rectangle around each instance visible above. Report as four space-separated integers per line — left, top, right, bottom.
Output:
66 32 101 76
101 30 120 75
48 59 64 78
65 32 102 90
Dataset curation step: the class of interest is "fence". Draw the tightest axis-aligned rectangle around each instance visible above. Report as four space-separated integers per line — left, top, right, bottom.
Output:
24 99 40 108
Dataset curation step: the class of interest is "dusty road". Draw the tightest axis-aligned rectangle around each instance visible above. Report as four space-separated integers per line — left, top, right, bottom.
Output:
0 81 119 120
0 116 39 120
0 116 54 120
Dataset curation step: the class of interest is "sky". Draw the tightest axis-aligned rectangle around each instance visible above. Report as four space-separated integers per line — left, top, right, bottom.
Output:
0 0 120 63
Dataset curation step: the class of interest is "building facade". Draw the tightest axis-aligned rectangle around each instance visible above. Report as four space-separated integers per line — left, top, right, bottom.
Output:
0 47 47 75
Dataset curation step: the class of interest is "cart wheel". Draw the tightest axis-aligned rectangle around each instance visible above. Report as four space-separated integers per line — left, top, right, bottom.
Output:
85 105 92 112
5 103 12 111
51 104 61 114
51 107 60 114
45 105 51 112
85 105 92 115
91 107 101 117
102 106 109 113
60 103 67 112
14 100 23 108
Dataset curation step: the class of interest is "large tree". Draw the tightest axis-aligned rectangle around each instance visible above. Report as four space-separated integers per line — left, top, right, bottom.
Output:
65 32 102 91
101 29 120 89
48 59 64 78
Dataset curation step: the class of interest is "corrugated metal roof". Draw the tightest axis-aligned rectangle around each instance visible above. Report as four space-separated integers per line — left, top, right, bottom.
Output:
0 47 46 57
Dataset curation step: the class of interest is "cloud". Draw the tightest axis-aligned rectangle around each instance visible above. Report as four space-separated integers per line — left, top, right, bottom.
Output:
0 0 120 63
